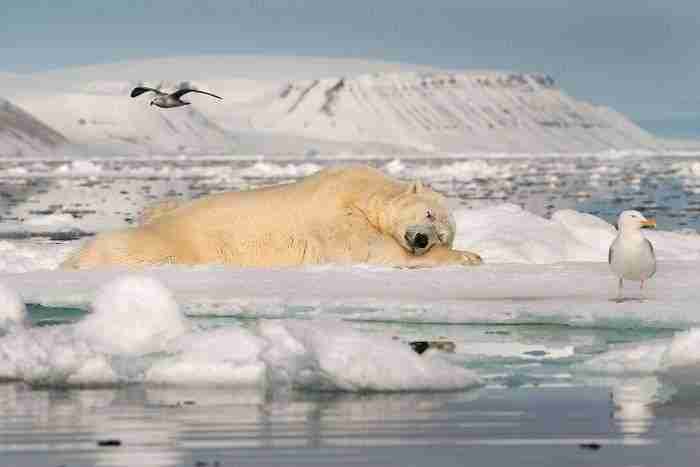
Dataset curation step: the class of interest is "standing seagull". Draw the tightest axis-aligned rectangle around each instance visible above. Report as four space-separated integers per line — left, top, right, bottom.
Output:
608 210 656 301
130 86 222 108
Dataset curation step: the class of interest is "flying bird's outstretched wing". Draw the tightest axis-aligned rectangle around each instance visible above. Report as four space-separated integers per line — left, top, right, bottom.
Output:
171 88 223 100
130 87 165 98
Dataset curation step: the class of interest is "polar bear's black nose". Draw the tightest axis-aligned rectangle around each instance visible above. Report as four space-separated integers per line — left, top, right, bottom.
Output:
414 233 429 248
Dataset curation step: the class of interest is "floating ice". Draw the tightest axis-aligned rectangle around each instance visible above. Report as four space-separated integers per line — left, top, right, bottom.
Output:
0 240 75 273
258 320 480 392
0 276 479 391
54 160 103 176
381 158 514 181
75 275 190 355
145 327 267 387
582 328 700 390
23 213 79 231
237 161 322 178
578 340 669 375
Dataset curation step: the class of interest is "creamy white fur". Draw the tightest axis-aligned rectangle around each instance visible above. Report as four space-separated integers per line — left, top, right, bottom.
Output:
61 166 481 269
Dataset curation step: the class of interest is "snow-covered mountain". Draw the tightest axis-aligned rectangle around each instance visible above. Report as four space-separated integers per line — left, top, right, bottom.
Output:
11 84 238 156
249 71 660 153
0 56 666 156
0 98 68 157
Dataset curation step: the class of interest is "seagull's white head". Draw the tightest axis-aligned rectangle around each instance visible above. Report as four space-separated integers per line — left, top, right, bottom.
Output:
617 210 656 232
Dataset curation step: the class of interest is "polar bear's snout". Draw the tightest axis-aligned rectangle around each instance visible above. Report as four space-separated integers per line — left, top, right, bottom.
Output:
405 231 429 249
404 225 439 255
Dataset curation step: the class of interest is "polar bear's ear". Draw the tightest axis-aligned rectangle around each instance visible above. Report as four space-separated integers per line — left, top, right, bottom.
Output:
408 180 424 194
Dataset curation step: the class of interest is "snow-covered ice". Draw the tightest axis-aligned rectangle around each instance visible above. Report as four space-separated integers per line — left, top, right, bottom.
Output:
75 275 189 355
0 275 480 391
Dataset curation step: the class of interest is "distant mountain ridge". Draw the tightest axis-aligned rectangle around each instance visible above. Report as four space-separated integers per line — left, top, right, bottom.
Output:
250 71 660 152
0 56 668 156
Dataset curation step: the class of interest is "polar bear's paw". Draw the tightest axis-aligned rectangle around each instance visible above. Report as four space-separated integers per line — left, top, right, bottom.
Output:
458 250 483 265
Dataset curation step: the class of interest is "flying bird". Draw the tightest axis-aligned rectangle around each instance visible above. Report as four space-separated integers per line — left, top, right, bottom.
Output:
130 86 222 108
608 210 656 301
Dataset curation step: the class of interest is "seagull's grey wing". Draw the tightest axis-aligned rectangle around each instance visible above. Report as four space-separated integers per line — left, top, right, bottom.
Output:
645 239 657 277
170 88 223 100
608 244 613 264
130 87 164 98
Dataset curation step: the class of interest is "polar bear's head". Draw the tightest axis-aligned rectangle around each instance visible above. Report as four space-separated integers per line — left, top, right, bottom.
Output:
387 180 456 256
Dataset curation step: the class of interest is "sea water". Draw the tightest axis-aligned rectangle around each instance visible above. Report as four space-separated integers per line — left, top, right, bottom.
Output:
2 154 700 466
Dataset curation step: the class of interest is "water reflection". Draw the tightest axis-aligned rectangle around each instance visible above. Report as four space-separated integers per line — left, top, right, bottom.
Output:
0 382 645 467
612 377 660 435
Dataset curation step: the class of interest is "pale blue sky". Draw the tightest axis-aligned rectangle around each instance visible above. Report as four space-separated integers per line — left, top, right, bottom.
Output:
2 0 699 131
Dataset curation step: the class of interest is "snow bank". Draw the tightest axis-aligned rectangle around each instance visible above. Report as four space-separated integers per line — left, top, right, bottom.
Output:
456 204 700 263
0 282 26 331
0 276 479 391
453 204 700 264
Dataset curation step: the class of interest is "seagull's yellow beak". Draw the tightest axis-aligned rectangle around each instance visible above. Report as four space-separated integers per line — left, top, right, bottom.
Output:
640 218 656 228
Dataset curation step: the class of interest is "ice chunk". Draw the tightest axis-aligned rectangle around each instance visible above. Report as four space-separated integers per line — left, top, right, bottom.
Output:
579 340 668 375
23 213 79 231
75 275 189 355
259 320 482 392
0 240 75 273
145 327 267 387
582 328 700 389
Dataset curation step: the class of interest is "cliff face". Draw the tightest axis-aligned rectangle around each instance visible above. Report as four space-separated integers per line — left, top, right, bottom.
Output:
0 98 68 157
251 71 659 153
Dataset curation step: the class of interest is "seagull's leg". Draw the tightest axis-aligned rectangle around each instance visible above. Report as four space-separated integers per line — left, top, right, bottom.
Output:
640 279 645 300
617 278 623 301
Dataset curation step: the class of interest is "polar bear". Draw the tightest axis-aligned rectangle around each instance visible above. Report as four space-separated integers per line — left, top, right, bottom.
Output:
60 166 482 269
